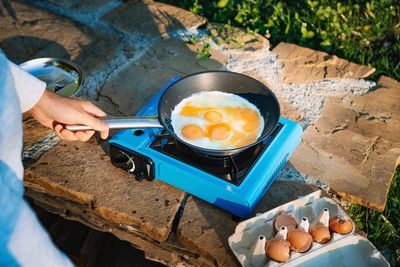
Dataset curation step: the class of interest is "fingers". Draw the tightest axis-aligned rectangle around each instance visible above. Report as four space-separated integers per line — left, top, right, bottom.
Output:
53 99 109 141
99 129 109 140
54 124 95 142
77 112 109 137
55 124 78 141
75 130 95 142
81 101 107 117
79 101 109 139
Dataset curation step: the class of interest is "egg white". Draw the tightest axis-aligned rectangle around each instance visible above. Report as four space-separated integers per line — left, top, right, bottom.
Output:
171 91 264 149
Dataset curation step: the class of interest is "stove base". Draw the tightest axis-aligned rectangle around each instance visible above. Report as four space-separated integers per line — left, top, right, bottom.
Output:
109 78 303 218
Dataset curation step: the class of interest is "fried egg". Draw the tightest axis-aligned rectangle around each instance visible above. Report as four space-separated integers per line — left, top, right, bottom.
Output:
171 91 264 149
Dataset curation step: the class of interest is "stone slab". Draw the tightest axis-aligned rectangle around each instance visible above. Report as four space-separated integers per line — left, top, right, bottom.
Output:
112 229 213 267
44 0 113 11
100 37 226 115
177 196 239 267
25 188 211 267
272 42 375 84
176 181 316 266
291 76 400 210
25 139 186 242
0 0 118 74
93 95 125 117
23 114 52 149
102 1 206 38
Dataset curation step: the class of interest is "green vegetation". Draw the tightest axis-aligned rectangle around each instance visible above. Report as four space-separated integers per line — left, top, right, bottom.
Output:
186 35 212 60
160 0 400 264
348 168 400 264
161 0 399 80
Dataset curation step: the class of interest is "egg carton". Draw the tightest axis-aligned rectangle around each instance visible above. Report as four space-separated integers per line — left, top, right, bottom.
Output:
228 190 389 267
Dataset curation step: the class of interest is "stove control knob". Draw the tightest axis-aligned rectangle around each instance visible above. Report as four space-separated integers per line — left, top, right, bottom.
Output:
127 157 136 173
110 149 135 172
109 145 154 181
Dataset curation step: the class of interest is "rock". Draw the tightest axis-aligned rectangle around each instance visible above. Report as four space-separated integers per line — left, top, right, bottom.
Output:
92 95 125 117
25 139 186 242
112 229 211 267
254 180 317 212
291 76 400 210
176 180 316 266
44 0 113 11
0 0 118 76
100 37 226 115
102 1 207 38
272 42 375 84
25 174 95 206
177 196 239 267
26 188 211 267
23 114 52 149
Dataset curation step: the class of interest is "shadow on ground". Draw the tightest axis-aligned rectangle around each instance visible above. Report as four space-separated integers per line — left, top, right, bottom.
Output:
28 199 166 267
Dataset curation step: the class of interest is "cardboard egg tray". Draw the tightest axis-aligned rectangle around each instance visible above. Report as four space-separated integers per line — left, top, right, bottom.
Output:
228 190 389 267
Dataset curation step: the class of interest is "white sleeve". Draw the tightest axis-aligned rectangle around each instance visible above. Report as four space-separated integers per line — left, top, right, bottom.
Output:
8 201 74 267
7 58 46 113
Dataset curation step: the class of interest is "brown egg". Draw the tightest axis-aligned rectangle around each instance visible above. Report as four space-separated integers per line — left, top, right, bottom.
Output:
287 229 313 253
329 215 353 234
273 214 297 233
310 223 331 244
265 238 290 263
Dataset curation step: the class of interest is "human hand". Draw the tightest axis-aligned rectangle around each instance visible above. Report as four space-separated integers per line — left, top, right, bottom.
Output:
29 90 109 141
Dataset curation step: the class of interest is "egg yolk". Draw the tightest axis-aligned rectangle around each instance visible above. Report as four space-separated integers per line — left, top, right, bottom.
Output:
232 108 261 132
181 124 203 140
178 104 262 148
180 106 204 116
204 110 222 122
207 123 231 140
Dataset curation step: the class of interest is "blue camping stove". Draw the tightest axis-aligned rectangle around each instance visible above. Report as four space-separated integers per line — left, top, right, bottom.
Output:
109 78 303 218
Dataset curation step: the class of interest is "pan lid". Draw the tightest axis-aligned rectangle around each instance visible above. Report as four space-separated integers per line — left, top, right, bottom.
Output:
19 58 85 97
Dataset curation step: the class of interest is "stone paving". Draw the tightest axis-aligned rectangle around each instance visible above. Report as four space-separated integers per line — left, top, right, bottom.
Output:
291 76 400 211
1 0 399 266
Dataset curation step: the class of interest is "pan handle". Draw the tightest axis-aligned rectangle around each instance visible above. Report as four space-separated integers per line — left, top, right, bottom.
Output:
65 116 163 131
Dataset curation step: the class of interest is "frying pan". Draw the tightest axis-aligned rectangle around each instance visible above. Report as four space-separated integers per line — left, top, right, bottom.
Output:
67 71 280 156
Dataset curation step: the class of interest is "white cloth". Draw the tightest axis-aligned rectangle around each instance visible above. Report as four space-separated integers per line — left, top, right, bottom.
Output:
0 54 45 180
8 59 47 113
0 52 73 267
8 202 74 267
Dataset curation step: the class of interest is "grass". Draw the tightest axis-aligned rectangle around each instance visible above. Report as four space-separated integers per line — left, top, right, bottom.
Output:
159 0 400 264
161 0 400 81
348 168 400 265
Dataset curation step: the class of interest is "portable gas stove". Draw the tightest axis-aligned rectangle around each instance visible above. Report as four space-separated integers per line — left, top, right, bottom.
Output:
109 77 303 218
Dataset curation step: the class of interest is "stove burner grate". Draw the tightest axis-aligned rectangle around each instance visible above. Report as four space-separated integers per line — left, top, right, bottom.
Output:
151 123 283 185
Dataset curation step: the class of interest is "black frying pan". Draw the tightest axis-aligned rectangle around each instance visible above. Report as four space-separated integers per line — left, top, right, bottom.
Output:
67 71 280 156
